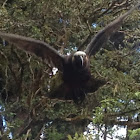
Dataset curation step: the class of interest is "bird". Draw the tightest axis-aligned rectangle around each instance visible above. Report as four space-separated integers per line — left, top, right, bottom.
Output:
0 4 139 103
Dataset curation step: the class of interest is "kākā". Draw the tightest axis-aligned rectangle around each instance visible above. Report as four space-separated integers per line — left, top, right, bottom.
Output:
0 3 139 103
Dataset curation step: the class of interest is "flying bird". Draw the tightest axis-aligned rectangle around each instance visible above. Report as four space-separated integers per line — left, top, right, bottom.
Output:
0 4 139 102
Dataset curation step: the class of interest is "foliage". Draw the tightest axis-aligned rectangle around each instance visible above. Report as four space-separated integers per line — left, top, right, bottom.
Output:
44 128 65 140
68 133 87 140
129 128 140 140
0 0 139 139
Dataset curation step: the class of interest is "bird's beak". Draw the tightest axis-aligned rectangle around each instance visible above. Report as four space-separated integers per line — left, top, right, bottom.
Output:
80 56 83 66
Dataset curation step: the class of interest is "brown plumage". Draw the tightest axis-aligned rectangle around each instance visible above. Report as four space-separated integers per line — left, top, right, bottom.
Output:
0 4 139 102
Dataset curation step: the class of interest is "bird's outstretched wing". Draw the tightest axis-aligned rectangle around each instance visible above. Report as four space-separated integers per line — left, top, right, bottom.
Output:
0 32 64 71
85 3 140 57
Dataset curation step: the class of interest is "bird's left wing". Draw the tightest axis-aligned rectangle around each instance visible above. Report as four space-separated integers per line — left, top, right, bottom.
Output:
0 32 65 71
85 3 140 57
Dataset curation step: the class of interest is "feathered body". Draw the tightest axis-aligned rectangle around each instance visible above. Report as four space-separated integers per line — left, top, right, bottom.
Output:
63 52 90 85
62 52 91 101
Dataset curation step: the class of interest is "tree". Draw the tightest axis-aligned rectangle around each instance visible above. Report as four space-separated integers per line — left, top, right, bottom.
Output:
0 0 140 139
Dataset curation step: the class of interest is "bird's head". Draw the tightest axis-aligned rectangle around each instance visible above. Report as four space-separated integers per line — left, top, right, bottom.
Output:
72 51 88 69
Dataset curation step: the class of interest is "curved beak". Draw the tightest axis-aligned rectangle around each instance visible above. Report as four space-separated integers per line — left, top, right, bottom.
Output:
80 56 83 66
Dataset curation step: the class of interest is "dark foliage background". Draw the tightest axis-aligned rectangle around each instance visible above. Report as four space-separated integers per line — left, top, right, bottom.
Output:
0 0 139 139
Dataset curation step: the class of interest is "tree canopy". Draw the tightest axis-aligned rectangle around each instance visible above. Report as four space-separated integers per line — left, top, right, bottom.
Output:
0 0 140 139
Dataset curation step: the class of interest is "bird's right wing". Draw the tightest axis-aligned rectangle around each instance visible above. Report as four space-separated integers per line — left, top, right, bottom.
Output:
0 32 65 71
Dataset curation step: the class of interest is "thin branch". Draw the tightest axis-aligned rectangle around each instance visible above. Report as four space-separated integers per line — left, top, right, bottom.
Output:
78 34 93 51
34 125 45 140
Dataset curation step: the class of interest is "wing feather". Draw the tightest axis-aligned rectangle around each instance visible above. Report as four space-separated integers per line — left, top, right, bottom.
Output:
0 32 64 71
85 3 140 57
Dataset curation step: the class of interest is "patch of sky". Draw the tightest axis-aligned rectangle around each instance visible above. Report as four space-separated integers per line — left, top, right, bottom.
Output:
101 8 113 13
101 9 106 12
123 72 127 75
129 99 135 104
132 42 140 52
64 44 78 55
40 121 53 139
92 23 97 28
0 40 7 47
118 99 125 103
0 106 13 139
59 18 70 25
3 40 6 46
114 107 121 113
136 47 140 52
59 18 63 23
72 46 78 51
52 67 58 75
84 122 126 140
117 116 128 121
132 113 139 120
